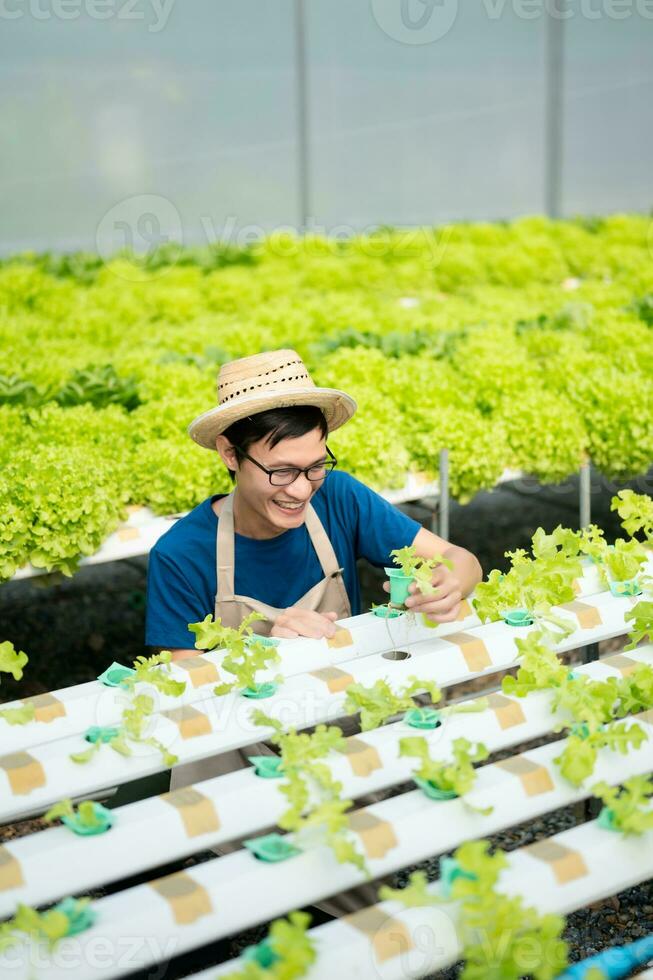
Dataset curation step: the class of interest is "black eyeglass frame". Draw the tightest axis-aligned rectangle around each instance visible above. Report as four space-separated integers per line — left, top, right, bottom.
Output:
230 443 338 486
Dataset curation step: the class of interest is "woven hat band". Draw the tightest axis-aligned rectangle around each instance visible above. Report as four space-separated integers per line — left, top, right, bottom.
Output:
217 351 314 406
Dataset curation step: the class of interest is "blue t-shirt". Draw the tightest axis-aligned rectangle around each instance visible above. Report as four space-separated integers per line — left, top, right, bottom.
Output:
145 470 421 649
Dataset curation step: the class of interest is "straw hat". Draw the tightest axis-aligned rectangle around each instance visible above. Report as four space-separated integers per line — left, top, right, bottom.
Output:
188 349 357 450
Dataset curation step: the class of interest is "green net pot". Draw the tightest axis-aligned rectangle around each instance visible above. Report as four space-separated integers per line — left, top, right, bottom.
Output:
241 681 278 699
248 755 284 779
384 567 414 606
404 708 442 730
61 802 114 836
413 776 458 801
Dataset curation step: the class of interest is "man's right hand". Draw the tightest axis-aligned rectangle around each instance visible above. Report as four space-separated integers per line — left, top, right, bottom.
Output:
271 609 339 639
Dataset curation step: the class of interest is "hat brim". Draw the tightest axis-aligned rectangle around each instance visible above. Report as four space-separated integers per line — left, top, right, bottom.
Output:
188 387 357 450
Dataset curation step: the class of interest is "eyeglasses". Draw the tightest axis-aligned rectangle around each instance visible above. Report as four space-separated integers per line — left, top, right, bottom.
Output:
231 444 337 486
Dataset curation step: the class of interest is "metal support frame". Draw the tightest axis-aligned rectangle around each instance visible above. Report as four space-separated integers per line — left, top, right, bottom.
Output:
544 2 565 217
293 0 310 230
438 448 450 540
580 461 592 529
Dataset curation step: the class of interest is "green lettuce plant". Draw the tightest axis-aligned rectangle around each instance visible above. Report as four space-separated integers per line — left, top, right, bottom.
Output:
189 612 281 695
343 676 442 731
592 775 653 835
252 711 366 873
399 736 489 798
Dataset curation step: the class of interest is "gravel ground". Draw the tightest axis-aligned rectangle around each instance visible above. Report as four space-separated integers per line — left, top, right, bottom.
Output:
1 468 652 977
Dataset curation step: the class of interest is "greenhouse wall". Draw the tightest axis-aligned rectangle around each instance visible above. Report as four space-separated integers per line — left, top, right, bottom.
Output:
0 0 652 256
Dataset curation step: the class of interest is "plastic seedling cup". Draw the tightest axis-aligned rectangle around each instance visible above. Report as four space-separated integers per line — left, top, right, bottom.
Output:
248 755 284 779
501 608 534 627
241 681 278 700
243 833 301 863
243 940 279 969
608 578 642 598
597 807 619 833
54 897 97 936
413 776 458 801
246 636 281 649
439 855 477 899
570 722 590 740
372 605 404 619
96 662 136 688
61 802 114 836
404 708 442 730
85 725 120 744
384 567 414 607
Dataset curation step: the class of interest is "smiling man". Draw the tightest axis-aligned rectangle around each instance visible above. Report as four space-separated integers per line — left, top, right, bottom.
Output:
145 348 482 656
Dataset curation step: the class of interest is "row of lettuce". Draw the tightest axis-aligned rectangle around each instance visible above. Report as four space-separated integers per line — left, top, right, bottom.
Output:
1 214 653 579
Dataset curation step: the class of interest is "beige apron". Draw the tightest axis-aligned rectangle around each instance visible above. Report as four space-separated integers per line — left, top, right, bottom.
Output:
170 492 386 915
171 491 351 788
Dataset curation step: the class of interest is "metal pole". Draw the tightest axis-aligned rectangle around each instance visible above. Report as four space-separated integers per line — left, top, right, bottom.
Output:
579 462 591 529
544 1 565 217
439 448 450 540
293 0 310 230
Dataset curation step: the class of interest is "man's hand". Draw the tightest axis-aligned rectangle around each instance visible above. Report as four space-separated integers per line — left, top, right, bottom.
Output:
383 564 462 623
271 609 339 639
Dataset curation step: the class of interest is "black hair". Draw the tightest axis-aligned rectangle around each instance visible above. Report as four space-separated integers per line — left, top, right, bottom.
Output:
222 405 328 481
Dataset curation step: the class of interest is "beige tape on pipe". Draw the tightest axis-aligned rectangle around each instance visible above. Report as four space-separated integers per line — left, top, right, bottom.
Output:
327 628 354 650
343 737 383 778
149 871 213 925
23 692 66 723
0 845 24 892
562 599 602 629
524 839 589 884
348 808 398 859
160 787 221 837
0 751 47 796
162 705 212 739
496 755 555 797
485 692 527 730
176 656 220 688
117 527 141 542
445 631 492 672
343 906 414 964
601 654 639 677
310 666 354 693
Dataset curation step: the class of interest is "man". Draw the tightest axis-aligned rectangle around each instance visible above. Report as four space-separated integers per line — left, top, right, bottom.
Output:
145 347 483 916
146 348 482 653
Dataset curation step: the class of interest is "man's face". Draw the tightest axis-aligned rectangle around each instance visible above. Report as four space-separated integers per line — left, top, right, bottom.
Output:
231 427 328 536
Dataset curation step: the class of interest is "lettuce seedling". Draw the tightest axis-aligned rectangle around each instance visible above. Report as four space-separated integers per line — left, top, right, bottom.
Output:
450 839 568 980
0 640 28 683
122 649 186 697
44 798 104 830
343 676 442 731
554 721 647 787
390 544 453 595
611 489 653 544
70 693 178 768
592 775 653 835
624 599 653 650
378 870 440 907
189 612 281 695
222 910 316 980
0 702 35 726
399 736 489 797
252 711 366 874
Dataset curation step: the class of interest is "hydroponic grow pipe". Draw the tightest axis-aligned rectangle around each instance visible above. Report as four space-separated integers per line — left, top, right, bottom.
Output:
0 588 638 822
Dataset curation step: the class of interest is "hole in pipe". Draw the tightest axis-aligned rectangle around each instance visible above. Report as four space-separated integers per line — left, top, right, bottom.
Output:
382 650 411 661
